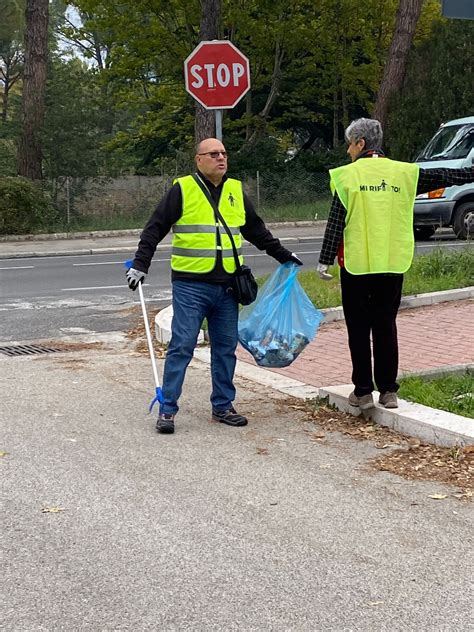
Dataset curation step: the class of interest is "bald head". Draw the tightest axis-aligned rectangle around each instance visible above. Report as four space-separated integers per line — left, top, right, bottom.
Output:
195 137 228 186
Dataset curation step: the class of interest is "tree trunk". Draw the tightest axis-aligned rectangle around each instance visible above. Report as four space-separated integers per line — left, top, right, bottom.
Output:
332 89 339 148
17 0 49 179
245 41 284 148
195 0 220 144
341 86 349 131
373 0 423 131
1 63 10 121
245 92 252 141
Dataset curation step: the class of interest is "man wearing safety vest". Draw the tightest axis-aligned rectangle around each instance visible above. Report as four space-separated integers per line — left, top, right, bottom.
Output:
318 118 474 410
126 138 302 434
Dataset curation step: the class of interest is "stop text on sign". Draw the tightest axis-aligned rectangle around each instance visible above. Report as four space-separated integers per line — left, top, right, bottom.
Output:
184 40 251 110
190 63 246 90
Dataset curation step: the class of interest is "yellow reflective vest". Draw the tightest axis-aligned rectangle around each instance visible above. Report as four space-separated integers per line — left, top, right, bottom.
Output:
171 175 245 274
330 158 420 274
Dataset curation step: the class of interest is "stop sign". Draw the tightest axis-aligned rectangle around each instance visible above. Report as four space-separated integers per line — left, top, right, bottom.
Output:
184 40 250 110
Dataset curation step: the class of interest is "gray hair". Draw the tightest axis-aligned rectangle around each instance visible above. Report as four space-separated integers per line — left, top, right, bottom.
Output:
345 118 383 151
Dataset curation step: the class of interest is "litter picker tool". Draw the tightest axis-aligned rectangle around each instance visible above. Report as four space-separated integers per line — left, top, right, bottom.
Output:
125 260 163 412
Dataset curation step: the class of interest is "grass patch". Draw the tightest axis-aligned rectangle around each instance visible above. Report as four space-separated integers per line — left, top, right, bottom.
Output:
404 247 474 294
290 247 474 310
398 372 474 419
259 198 332 223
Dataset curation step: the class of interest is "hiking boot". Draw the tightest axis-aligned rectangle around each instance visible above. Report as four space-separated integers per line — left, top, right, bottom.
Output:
348 391 375 410
379 392 398 409
156 413 175 434
212 407 248 427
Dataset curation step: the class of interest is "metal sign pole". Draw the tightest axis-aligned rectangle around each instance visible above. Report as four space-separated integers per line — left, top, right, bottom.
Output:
215 110 223 140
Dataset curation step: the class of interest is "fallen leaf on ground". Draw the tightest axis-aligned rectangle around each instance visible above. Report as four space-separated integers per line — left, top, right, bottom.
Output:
0 451 8 458
428 494 448 500
41 506 65 513
256 447 269 455
367 601 384 606
452 491 473 500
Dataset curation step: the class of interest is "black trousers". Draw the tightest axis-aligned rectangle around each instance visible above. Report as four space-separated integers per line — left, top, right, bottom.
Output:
340 267 403 396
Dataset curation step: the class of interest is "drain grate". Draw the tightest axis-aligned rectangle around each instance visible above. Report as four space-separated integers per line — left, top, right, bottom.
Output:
0 344 64 357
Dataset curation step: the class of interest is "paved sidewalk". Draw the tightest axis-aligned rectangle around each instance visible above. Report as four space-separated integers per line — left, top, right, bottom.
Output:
3 342 473 630
0 222 325 259
236 299 474 387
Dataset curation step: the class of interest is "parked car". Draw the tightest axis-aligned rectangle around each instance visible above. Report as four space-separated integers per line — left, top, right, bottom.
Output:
414 116 474 240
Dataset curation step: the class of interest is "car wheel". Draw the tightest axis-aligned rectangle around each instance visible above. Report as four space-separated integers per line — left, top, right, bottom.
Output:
414 226 436 241
453 201 474 240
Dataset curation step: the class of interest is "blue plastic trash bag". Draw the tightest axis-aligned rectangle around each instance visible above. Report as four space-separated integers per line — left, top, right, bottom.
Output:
238 263 323 368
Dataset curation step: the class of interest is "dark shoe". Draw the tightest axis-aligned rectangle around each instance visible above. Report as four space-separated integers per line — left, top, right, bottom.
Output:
348 391 375 410
212 407 248 427
379 392 398 409
156 413 175 434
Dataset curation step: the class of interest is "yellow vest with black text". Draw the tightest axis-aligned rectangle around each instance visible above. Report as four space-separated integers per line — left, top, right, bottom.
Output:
330 158 420 274
171 176 245 274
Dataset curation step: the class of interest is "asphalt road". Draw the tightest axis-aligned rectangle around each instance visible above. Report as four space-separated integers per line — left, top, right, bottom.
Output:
0 237 470 342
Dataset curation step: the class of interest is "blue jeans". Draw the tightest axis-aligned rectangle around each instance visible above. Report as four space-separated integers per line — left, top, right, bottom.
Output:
161 280 239 415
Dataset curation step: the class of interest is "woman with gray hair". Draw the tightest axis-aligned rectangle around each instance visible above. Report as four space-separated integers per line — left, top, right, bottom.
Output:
344 118 383 152
317 117 474 410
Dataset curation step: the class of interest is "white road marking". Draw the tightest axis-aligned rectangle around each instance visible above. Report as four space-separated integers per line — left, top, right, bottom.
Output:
0 265 34 270
61 284 145 291
73 261 125 266
416 243 470 250
245 250 319 258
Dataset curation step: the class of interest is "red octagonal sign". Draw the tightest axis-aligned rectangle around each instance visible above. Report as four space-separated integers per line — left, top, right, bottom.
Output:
184 40 251 110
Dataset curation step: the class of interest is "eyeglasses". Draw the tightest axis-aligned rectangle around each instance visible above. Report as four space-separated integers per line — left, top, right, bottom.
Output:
198 151 227 159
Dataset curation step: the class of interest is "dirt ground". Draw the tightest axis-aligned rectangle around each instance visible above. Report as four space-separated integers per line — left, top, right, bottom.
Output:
298 399 473 497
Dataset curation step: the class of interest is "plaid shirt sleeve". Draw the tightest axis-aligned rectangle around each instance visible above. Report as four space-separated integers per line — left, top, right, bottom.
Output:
417 167 474 194
318 192 346 265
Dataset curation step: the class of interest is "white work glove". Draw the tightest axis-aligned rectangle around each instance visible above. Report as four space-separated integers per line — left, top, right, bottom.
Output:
317 263 333 280
126 267 146 291
288 252 303 266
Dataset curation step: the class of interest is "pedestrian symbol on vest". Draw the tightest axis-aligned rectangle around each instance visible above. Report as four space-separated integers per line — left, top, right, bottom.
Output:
380 179 387 191
228 192 235 206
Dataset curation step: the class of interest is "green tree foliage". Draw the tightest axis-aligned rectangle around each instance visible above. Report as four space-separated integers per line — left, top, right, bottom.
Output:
0 0 24 121
387 18 474 160
0 0 24 174
0 175 57 233
5 0 455 176
42 55 120 177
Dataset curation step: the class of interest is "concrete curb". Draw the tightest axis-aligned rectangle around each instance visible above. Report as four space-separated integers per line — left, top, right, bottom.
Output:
193 347 321 401
321 286 474 323
0 228 143 242
0 220 325 243
320 384 474 447
399 363 473 379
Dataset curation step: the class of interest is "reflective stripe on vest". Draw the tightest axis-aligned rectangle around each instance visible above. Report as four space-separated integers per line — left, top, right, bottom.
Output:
171 176 245 274
330 158 420 274
172 224 240 235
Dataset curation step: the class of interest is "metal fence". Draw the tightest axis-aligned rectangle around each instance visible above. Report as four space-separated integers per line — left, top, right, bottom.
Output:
48 170 331 229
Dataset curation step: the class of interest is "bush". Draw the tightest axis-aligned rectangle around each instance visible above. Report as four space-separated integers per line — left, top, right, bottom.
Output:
0 177 57 235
